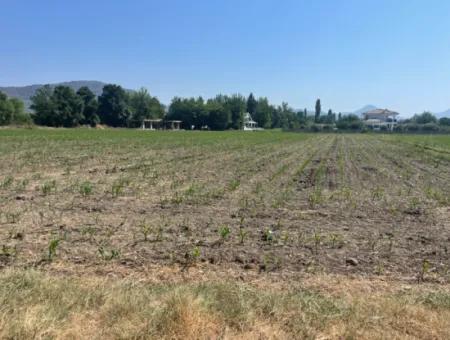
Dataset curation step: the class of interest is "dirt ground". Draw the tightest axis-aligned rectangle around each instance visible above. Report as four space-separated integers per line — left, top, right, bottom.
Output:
0 130 449 283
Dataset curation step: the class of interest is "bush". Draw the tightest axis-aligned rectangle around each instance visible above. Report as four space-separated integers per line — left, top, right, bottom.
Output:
422 123 440 132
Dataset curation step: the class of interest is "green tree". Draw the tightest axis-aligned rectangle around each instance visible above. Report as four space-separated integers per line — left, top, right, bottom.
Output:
128 88 165 127
336 114 362 130
412 111 437 124
97 84 130 127
31 86 84 127
52 86 84 127
246 93 257 115
326 109 336 124
30 85 56 126
225 94 246 129
315 99 321 123
8 97 29 124
167 97 206 129
77 86 99 126
439 117 450 126
206 98 231 130
0 91 14 125
254 97 273 128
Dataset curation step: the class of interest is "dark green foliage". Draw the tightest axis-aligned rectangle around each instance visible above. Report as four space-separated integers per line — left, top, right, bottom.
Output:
52 86 84 127
97 84 130 127
0 92 14 125
315 99 321 123
254 97 273 128
0 91 30 126
128 88 165 128
30 85 55 126
412 112 437 124
246 93 257 115
77 86 99 126
167 97 206 129
225 94 246 130
439 117 450 126
31 85 83 127
206 99 231 130
336 114 362 130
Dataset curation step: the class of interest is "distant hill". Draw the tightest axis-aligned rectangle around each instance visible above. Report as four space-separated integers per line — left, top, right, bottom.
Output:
352 105 378 116
0 81 109 109
435 109 450 119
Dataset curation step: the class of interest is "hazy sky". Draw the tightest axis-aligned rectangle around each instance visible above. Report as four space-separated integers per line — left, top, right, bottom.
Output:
2 0 450 115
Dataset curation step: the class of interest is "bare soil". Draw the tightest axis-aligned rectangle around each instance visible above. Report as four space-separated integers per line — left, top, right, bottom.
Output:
0 130 449 283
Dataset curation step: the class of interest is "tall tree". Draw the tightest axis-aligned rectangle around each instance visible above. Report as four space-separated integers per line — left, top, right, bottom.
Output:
0 91 14 125
315 99 321 123
77 86 99 126
225 94 246 129
31 85 83 127
30 85 56 126
167 97 206 129
254 97 273 128
206 99 230 130
412 112 437 124
246 93 257 115
327 109 335 123
128 87 165 127
97 84 130 127
51 86 84 127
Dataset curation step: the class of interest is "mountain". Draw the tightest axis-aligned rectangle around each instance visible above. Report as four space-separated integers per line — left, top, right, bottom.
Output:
435 109 450 119
352 105 378 116
0 81 108 109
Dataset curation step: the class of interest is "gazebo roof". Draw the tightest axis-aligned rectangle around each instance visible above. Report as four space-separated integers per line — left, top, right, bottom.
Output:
143 119 163 122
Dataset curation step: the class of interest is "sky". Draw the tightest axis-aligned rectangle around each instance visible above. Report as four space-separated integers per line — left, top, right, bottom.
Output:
2 0 450 115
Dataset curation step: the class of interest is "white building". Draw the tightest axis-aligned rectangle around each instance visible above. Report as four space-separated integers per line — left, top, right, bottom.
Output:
363 109 399 131
243 112 259 131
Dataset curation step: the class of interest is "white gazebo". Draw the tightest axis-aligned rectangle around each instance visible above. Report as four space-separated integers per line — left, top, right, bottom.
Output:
142 119 182 131
243 112 259 131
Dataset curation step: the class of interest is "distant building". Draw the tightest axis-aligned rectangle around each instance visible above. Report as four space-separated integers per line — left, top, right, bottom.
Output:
142 119 182 130
243 112 259 131
363 109 399 131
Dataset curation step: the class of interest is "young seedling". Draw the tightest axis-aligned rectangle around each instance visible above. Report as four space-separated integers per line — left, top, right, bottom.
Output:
238 228 248 244
98 246 120 261
81 226 96 242
1 176 14 189
41 180 57 196
329 233 343 249
111 178 129 198
191 246 201 262
219 225 231 240
79 181 93 196
228 178 240 191
261 228 274 243
313 231 322 255
418 259 430 283
139 222 152 242
48 239 60 261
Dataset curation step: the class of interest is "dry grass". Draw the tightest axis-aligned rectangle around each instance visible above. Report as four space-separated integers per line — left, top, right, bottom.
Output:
0 269 449 339
1 130 450 338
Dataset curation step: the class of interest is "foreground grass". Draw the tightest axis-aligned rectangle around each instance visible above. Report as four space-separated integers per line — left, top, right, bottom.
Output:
0 270 449 339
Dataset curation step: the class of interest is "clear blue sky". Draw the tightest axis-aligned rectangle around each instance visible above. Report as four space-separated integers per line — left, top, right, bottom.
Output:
2 0 450 115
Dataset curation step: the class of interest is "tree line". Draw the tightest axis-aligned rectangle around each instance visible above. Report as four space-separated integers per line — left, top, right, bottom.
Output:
29 84 164 128
1 84 450 132
26 87 341 130
0 91 31 125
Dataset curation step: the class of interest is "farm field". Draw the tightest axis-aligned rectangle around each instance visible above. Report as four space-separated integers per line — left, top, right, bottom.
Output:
0 129 450 338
